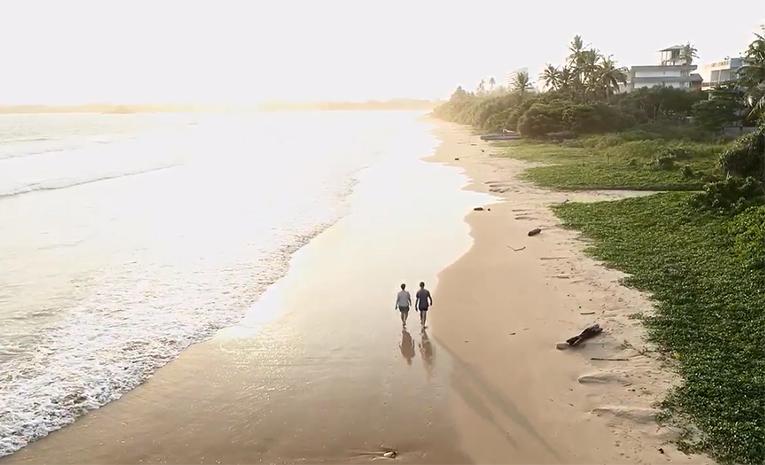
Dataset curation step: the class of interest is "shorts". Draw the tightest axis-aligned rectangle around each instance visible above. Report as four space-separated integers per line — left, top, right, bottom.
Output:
398 306 410 313
418 307 428 312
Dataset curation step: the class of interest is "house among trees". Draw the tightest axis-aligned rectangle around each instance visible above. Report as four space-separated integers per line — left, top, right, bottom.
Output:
624 45 703 92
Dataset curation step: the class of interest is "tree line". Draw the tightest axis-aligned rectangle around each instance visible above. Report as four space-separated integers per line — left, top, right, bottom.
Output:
435 33 764 139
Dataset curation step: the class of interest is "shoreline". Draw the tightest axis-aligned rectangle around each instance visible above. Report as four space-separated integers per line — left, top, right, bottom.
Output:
2 118 713 464
2 115 485 465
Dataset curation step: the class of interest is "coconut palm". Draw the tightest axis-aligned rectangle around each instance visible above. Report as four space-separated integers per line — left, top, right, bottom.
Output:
568 35 585 65
477 79 486 95
540 64 560 90
598 56 628 100
558 66 574 92
738 29 765 120
511 70 533 94
574 49 601 101
488 76 496 92
681 43 698 65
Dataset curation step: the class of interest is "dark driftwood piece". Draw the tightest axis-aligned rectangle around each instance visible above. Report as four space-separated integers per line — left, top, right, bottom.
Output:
566 323 602 346
528 228 542 236
473 207 485 211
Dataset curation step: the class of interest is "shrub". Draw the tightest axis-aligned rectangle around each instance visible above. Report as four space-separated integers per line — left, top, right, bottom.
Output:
651 155 676 170
680 165 695 178
690 176 765 214
661 146 693 159
483 107 515 132
692 96 743 131
562 103 632 134
719 127 765 180
507 99 539 131
730 205 765 270
617 87 707 121
517 103 566 137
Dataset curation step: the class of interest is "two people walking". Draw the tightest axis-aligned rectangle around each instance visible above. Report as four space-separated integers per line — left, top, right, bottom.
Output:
395 282 433 328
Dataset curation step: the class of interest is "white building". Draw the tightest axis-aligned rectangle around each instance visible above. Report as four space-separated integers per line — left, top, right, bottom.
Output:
702 57 745 89
624 46 702 92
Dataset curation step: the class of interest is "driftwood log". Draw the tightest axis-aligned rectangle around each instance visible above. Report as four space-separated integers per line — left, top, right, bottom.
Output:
566 323 602 347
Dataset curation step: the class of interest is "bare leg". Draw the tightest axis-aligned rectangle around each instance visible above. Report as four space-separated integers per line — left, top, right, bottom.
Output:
400 311 408 327
420 310 427 326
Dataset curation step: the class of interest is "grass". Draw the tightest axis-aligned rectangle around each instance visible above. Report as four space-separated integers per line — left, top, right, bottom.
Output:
497 131 764 463
554 193 764 465
498 137 729 191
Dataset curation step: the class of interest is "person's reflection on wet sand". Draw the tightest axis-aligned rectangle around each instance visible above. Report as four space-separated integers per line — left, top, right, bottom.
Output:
419 328 435 376
400 329 415 365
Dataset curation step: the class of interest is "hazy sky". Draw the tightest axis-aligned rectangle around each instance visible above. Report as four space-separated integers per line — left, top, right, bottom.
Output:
1 0 763 104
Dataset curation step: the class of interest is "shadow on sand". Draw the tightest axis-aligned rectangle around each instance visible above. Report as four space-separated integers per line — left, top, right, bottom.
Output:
399 329 415 365
434 335 562 461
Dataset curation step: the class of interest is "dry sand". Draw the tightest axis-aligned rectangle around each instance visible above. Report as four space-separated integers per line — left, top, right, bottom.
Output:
2 120 712 465
429 121 712 464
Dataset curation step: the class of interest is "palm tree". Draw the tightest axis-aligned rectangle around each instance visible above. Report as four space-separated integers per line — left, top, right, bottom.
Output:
738 29 765 121
568 35 585 65
540 64 560 90
575 49 601 101
681 43 698 65
511 70 533 94
477 79 486 95
567 36 605 101
558 66 574 92
598 56 628 101
488 76 496 92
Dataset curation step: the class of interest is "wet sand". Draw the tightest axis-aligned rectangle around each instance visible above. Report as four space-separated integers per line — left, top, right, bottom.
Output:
4 120 712 464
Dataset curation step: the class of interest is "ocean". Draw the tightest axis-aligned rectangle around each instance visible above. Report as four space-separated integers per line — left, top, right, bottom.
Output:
0 110 437 456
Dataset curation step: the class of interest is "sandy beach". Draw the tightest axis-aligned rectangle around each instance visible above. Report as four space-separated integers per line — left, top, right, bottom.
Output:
3 119 712 465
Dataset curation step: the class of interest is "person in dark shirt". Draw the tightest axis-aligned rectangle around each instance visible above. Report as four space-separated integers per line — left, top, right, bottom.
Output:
415 281 433 327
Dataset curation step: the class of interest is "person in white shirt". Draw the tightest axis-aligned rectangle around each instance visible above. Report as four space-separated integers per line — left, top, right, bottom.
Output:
395 283 412 327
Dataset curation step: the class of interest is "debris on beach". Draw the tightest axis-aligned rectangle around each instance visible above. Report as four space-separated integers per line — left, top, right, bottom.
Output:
557 324 602 349
473 207 485 211
355 446 398 460
528 228 542 236
454 157 460 160
507 245 526 252
556 342 578 350
580 311 595 315
566 324 602 346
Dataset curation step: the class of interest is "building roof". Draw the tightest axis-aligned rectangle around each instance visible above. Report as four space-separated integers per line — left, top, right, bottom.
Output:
690 73 703 82
630 64 697 71
660 45 685 51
